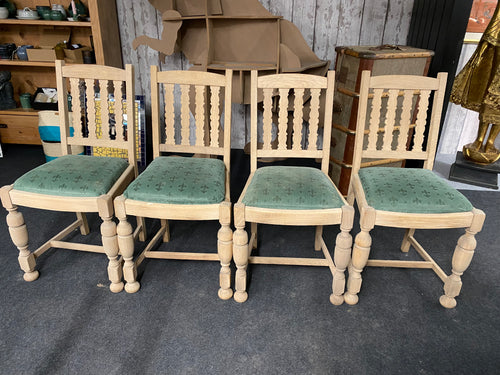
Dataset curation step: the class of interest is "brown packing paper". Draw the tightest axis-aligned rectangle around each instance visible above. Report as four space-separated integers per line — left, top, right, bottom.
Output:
133 0 329 104
27 29 71 62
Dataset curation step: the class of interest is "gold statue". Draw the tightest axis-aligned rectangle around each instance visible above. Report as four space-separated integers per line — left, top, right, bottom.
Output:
451 2 500 164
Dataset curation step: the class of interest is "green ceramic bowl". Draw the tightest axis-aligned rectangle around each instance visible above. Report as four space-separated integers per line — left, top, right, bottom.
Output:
50 10 64 21
36 5 50 17
42 9 51 20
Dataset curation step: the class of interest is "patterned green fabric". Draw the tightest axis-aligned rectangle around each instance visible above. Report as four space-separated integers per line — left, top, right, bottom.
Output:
14 155 129 197
124 156 226 205
359 167 473 213
242 166 344 210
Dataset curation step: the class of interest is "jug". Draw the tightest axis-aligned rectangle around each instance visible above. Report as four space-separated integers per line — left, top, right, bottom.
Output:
16 45 33 61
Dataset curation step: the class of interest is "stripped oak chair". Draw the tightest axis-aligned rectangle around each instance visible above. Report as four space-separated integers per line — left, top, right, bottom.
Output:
233 70 354 303
0 60 142 292
345 71 486 308
114 68 234 298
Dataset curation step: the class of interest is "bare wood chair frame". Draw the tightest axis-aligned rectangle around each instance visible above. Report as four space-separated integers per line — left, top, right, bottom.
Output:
0 60 141 292
345 71 485 308
114 68 234 298
233 70 354 303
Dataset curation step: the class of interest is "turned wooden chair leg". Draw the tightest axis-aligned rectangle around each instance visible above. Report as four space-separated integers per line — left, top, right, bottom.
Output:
315 225 323 251
344 206 376 305
440 209 485 308
6 207 39 282
217 202 233 300
116 216 139 293
400 228 415 253
330 206 354 305
233 203 249 303
100 215 123 293
98 196 123 293
114 195 139 293
76 212 90 235
1 187 38 281
161 219 170 242
251 222 257 250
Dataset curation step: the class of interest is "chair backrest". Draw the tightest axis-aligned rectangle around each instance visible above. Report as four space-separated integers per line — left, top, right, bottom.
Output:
55 60 137 168
250 70 335 174
150 67 233 195
352 71 447 174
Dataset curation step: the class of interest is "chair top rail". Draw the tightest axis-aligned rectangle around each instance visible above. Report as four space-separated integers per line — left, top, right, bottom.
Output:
369 74 441 90
257 73 328 89
154 69 230 87
59 62 130 81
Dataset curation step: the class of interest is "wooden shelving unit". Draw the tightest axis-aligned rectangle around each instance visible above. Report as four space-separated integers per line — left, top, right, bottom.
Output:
0 0 122 145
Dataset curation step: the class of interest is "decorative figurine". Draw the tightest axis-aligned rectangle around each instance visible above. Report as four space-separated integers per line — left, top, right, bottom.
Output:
451 2 500 164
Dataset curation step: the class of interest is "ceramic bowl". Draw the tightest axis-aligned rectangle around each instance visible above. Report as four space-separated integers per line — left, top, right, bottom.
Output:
50 9 64 21
36 6 50 18
17 7 38 18
0 7 9 19
41 9 52 20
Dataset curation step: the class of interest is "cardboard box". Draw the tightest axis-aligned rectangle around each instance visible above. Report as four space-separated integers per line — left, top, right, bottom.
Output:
64 46 92 63
27 29 71 62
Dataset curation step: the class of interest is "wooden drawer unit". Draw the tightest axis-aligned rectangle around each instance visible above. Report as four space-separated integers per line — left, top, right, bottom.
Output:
0 110 40 145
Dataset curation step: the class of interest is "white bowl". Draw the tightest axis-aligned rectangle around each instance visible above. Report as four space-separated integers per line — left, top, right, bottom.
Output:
0 7 9 19
17 7 38 18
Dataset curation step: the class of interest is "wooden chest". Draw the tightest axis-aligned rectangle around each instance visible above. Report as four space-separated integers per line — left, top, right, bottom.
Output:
330 45 434 195
0 109 41 145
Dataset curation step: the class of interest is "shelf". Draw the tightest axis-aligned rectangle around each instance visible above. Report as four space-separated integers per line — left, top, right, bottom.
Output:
208 62 277 71
163 15 282 21
0 19 91 27
0 108 39 116
281 60 333 73
0 60 56 67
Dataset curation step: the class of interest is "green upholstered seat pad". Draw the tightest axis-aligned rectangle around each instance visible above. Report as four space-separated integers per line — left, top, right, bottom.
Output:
242 166 344 210
358 167 473 213
124 156 226 205
13 155 129 197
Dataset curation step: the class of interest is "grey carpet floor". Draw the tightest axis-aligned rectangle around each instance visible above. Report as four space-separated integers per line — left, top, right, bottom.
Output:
0 144 499 375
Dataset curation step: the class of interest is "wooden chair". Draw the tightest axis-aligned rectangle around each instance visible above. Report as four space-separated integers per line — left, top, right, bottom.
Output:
114 68 234 298
345 71 486 308
0 60 141 292
233 70 354 304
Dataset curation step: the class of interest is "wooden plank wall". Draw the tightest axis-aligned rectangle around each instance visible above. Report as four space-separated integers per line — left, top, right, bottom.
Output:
116 0 414 149
438 43 478 156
